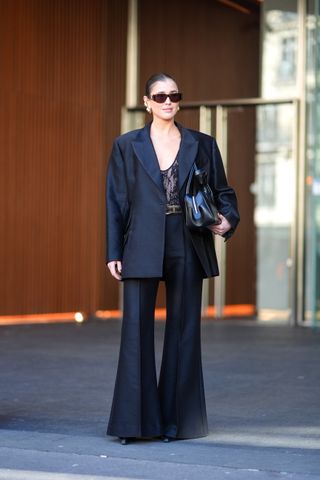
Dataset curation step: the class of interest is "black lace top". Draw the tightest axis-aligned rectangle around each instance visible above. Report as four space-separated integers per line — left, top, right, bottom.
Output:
160 156 180 207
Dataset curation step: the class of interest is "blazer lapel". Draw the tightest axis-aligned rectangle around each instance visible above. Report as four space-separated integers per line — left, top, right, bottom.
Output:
132 123 164 193
177 124 199 191
131 122 199 193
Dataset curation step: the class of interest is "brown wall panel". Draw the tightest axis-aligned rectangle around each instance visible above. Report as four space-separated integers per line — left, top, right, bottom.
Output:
0 0 127 315
139 0 260 101
225 109 256 306
1 0 260 317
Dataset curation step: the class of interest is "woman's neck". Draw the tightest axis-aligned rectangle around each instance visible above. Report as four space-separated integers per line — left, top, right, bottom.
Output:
150 118 178 138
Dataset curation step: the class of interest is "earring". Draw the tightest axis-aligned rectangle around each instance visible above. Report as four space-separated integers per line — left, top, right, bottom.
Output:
177 106 180 112
144 100 152 114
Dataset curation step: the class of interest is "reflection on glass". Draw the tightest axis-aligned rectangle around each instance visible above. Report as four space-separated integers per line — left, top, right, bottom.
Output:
305 0 320 325
259 1 299 321
255 104 295 321
261 1 298 99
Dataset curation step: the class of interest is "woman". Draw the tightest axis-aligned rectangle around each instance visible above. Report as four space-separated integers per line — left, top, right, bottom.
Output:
106 73 239 444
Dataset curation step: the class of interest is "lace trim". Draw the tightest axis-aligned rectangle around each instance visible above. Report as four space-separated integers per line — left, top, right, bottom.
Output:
160 157 180 206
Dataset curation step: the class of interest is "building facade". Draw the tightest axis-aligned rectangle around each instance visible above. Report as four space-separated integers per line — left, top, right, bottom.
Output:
259 0 320 325
0 0 319 326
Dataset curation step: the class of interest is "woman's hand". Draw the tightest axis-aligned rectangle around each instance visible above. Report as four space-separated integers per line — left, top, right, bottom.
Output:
107 260 122 280
207 214 232 236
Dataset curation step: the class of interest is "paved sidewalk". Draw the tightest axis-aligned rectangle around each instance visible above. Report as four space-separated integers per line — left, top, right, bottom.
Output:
0 320 319 479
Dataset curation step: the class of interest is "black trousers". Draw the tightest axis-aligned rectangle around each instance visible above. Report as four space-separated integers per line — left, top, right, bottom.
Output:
107 214 208 439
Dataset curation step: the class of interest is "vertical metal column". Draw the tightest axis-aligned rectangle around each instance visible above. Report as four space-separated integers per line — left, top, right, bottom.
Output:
121 0 144 134
199 106 212 315
295 0 307 325
126 0 139 108
119 0 140 312
290 99 301 326
214 106 228 319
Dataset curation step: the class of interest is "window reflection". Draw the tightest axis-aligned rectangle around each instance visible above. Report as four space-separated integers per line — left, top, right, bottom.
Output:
305 0 320 324
258 1 298 319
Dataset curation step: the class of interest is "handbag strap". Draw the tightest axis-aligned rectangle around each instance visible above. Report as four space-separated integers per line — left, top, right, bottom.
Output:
186 162 199 195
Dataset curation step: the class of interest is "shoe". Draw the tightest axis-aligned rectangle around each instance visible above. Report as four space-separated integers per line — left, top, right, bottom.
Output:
162 436 171 443
119 437 129 445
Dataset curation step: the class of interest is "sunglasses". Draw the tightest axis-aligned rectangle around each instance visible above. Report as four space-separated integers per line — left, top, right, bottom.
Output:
150 92 182 103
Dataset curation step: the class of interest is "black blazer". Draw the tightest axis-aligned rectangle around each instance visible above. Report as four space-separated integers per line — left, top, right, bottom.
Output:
106 122 239 279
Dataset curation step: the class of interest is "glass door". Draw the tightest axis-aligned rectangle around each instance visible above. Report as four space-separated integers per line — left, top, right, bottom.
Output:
254 103 296 321
124 99 299 323
210 100 298 323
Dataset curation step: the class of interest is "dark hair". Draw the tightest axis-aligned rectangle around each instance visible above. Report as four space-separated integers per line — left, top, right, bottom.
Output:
145 73 178 97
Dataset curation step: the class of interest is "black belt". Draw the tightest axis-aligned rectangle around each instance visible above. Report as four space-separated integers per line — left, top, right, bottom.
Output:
165 205 182 215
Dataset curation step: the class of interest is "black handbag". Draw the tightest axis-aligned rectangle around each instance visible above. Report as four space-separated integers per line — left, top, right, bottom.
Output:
184 162 221 230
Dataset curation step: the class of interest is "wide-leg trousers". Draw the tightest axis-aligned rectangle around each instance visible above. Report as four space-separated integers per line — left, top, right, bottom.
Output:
107 213 208 439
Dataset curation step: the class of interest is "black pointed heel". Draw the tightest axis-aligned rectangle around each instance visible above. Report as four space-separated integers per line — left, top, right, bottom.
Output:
119 437 129 445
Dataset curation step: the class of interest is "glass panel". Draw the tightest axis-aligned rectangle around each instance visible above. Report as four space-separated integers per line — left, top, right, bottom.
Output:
224 103 296 322
261 0 298 99
260 1 300 323
305 0 320 325
255 104 296 321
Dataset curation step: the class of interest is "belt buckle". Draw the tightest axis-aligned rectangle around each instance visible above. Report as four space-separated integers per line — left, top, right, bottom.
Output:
166 205 181 215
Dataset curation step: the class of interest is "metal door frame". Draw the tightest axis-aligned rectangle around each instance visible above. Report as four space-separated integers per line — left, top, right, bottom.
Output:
122 96 303 325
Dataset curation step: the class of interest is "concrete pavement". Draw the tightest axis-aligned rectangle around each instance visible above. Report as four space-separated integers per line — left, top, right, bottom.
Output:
0 319 319 479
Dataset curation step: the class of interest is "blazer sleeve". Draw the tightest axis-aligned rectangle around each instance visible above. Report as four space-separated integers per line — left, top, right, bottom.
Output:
105 139 129 263
210 138 240 240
